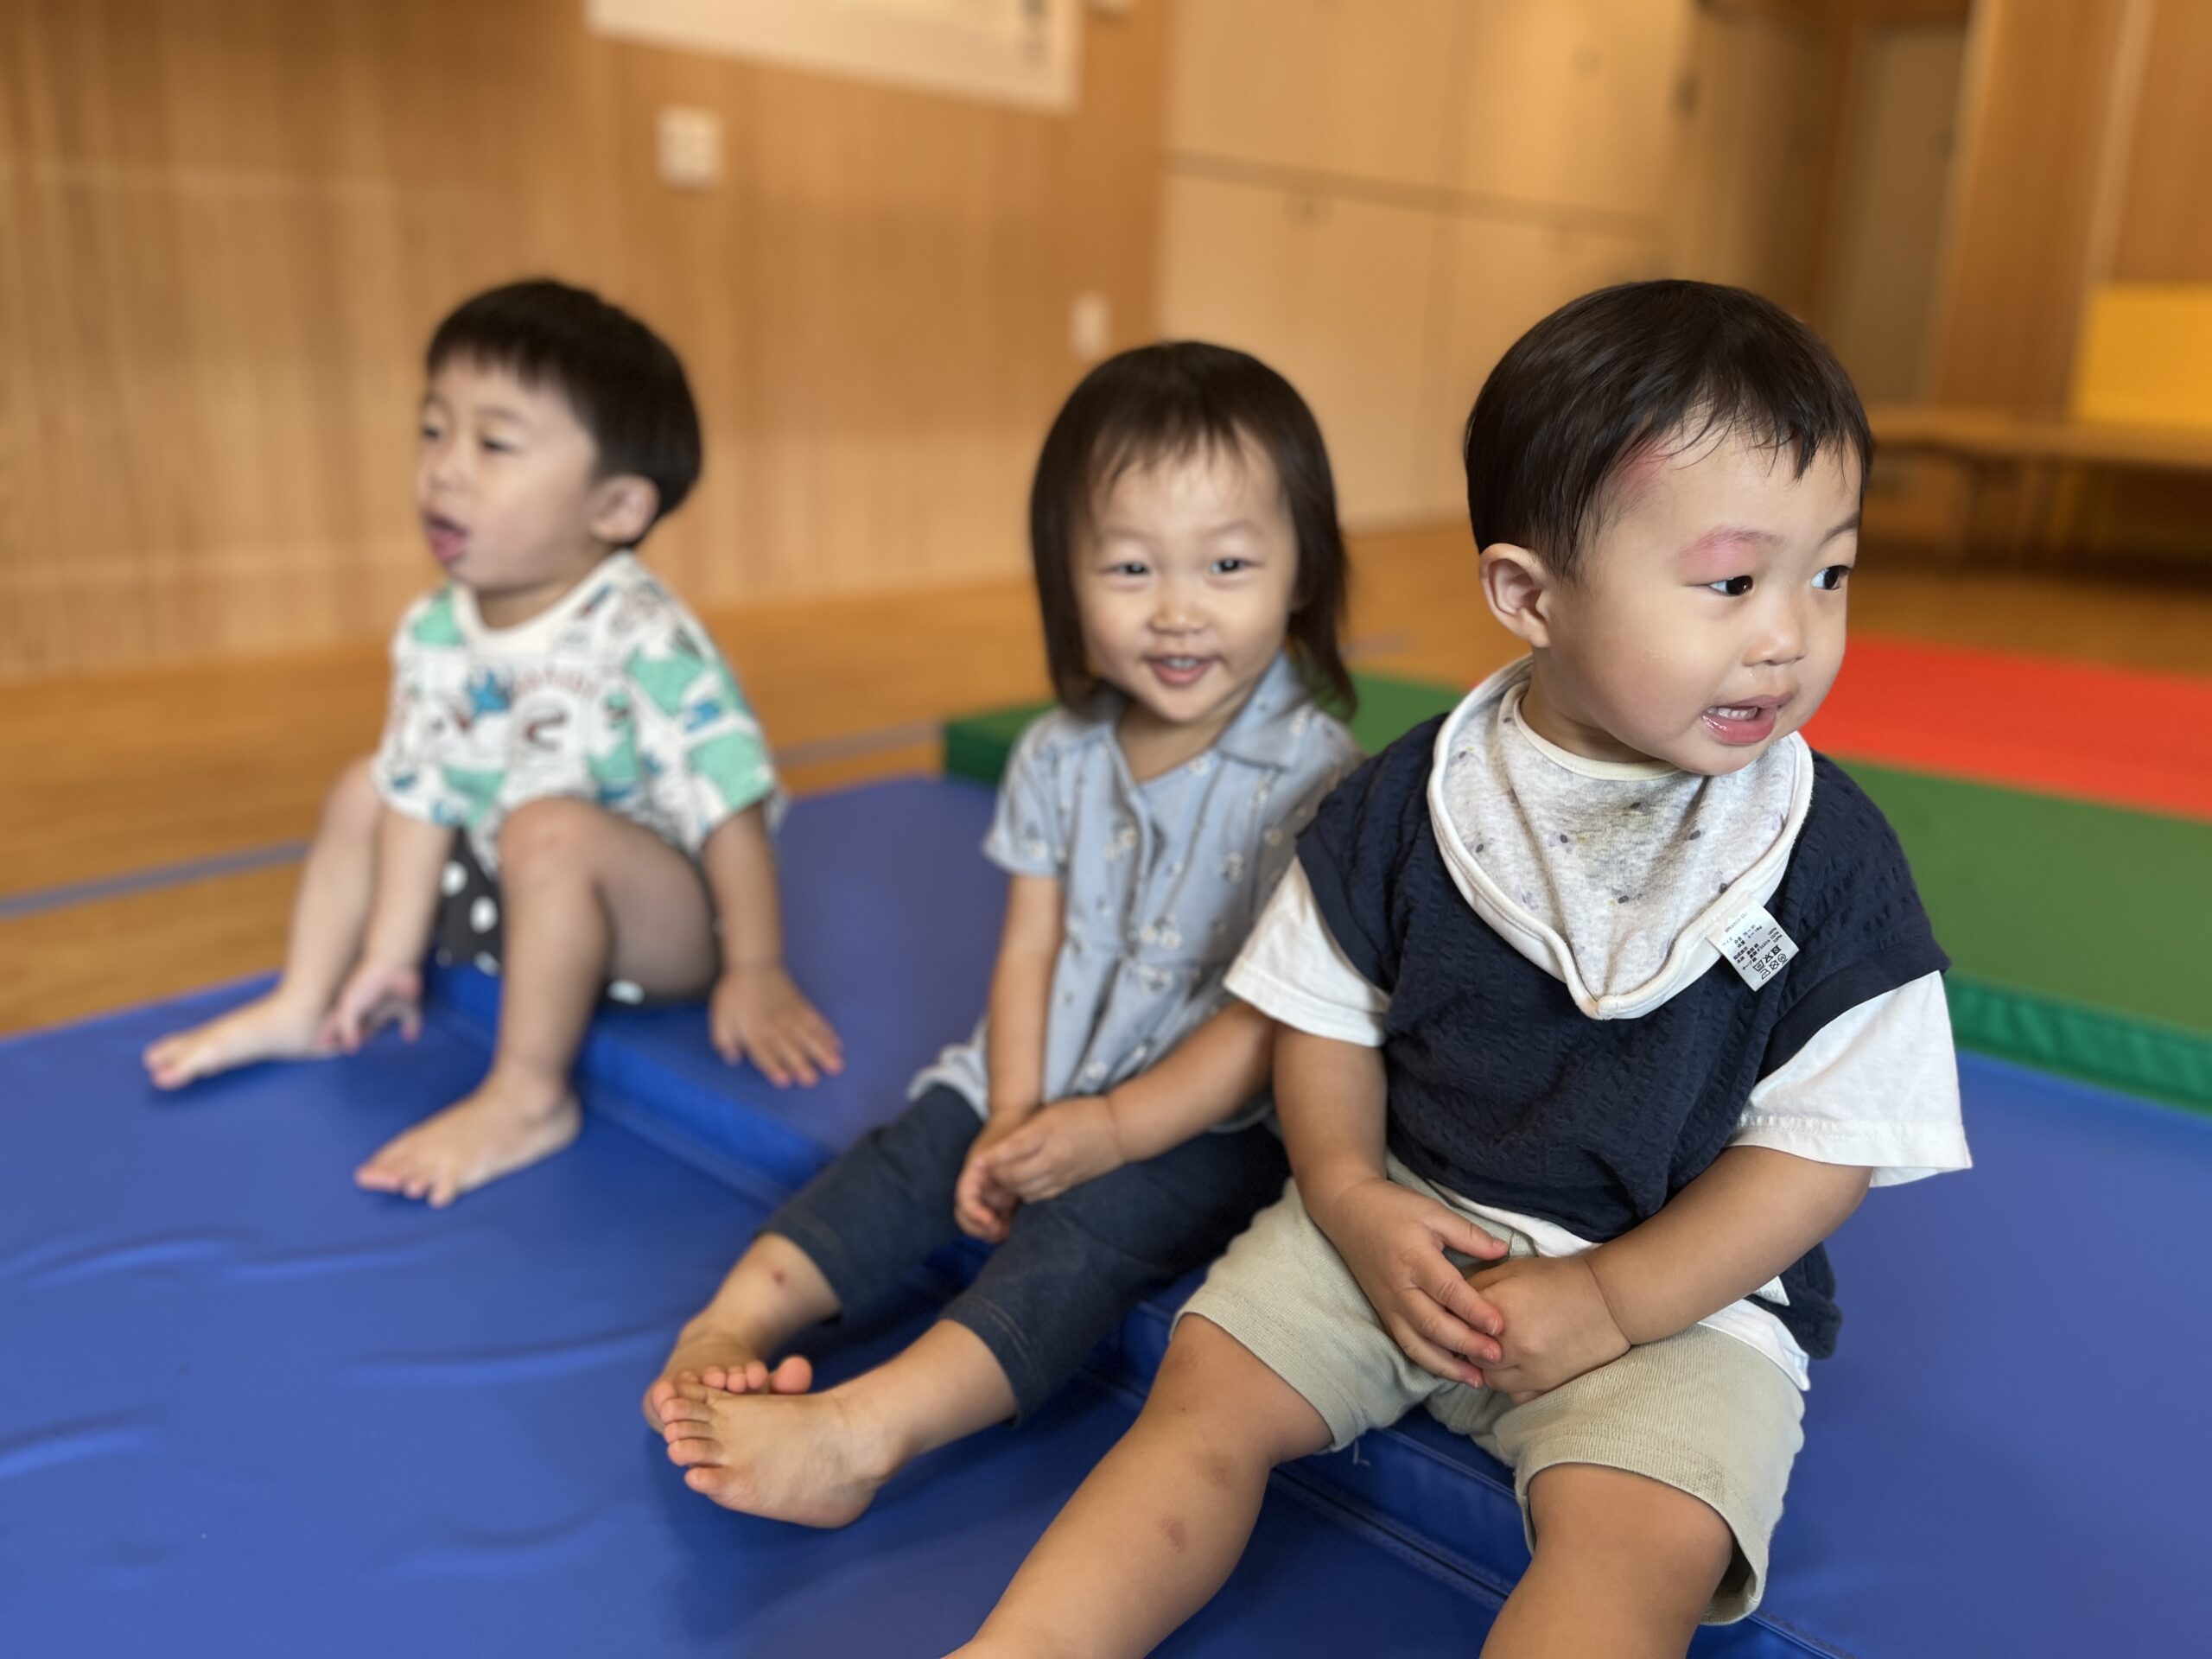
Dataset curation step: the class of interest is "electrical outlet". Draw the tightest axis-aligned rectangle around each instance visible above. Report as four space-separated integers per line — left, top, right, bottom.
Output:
656 106 721 191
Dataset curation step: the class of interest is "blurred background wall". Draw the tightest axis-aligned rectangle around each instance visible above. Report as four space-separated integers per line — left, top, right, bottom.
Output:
0 0 1168 674
3 0 2209 679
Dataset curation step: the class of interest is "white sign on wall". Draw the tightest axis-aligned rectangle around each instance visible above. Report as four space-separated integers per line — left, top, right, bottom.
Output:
587 0 1083 113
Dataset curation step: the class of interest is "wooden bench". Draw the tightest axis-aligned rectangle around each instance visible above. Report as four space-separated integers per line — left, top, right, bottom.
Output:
1868 283 2212 560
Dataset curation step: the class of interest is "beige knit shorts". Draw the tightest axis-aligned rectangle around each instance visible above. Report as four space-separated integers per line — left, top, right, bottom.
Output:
1178 1158 1806 1622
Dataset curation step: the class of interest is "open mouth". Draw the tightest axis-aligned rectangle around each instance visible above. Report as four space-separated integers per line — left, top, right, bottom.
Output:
1146 655 1215 689
1702 695 1789 746
423 513 468 566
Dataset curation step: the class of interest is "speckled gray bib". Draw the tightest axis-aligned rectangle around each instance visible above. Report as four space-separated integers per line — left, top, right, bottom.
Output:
1441 686 1796 999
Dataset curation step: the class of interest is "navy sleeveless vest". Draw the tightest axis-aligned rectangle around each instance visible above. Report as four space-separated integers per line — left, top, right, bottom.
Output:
1297 718 1948 1358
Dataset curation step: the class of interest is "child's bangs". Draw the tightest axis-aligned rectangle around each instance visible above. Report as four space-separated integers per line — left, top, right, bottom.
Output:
1077 413 1260 527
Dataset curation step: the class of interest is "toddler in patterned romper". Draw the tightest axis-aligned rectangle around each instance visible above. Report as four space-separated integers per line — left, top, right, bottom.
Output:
144 280 841 1206
643 342 1363 1529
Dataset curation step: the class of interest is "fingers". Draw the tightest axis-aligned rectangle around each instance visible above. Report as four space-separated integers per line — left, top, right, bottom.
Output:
1451 1215 1512 1261
1387 1316 1487 1388
1400 1289 1500 1370
953 1162 1011 1240
1428 1264 1505 1344
793 1008 844 1076
709 1013 744 1066
748 1031 796 1088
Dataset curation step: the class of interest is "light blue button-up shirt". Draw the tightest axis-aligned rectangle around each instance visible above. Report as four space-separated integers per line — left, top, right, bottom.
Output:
916 652 1362 1128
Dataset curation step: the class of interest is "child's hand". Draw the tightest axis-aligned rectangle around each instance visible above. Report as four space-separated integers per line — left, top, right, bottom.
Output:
954 1112 1034 1243
319 959 423 1053
971 1095 1125 1205
1311 1177 1510 1386
1464 1254 1630 1404
709 965 844 1087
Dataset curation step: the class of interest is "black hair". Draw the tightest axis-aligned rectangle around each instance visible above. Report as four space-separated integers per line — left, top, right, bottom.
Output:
1027 341 1355 715
1462 280 1872 580
426 278 702 536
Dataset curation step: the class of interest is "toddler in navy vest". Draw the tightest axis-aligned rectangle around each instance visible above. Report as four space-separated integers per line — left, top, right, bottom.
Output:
954 282 1972 1658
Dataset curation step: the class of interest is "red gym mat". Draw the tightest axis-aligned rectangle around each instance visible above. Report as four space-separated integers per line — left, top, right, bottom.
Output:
1805 636 2212 822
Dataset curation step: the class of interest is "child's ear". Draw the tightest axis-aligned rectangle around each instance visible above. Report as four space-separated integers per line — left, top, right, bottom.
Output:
1479 543 1556 649
589 474 660 549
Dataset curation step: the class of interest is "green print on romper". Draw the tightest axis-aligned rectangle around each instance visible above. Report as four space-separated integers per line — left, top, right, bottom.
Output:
440 765 506 830
625 641 709 717
408 590 467 649
686 731 771 813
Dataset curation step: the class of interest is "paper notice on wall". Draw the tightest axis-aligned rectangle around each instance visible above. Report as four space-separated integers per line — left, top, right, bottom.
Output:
587 0 1079 112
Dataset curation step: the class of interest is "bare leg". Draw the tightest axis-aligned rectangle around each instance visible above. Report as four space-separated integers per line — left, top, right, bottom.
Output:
144 757 382 1089
1480 1465 1732 1659
658 1318 1021 1529
942 1316 1330 1658
642 1232 839 1430
355 799 718 1207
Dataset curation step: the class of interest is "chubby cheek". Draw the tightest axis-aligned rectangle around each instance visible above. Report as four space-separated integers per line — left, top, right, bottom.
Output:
1075 594 1146 677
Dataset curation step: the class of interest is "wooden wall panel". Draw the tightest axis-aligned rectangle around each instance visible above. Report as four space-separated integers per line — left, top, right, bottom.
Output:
1166 0 1463 190
2108 0 2212 283
1923 0 2131 411
0 0 1166 677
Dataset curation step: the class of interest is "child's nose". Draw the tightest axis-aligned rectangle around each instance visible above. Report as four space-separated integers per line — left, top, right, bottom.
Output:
1752 600 1808 664
1150 582 1205 632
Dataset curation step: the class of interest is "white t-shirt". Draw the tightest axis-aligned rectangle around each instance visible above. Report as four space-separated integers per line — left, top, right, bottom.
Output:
371 553 779 872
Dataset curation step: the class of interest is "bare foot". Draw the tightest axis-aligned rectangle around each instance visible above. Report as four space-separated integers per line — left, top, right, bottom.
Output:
143 992 334 1090
658 1383 899 1529
642 1319 814 1431
353 1073 582 1209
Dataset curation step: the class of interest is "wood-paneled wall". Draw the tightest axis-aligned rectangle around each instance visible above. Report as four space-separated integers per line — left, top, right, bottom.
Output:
1923 0 2133 411
2109 0 2212 284
1921 0 2212 411
0 0 1166 677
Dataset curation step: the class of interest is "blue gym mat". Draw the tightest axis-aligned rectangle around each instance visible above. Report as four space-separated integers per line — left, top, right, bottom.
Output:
4 778 2207 1656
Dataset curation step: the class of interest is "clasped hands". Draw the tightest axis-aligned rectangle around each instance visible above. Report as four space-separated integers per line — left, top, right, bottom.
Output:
1313 1176 1631 1404
952 1094 1127 1243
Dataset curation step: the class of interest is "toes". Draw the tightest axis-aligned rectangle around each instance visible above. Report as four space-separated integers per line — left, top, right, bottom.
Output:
354 1157 405 1193
659 1394 713 1427
665 1433 722 1467
683 1465 747 1505
770 1355 814 1395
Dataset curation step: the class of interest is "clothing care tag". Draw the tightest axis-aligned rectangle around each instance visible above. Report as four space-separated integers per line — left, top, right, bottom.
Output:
1708 905 1799 991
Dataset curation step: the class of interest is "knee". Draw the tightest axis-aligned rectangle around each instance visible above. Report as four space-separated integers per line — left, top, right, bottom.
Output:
497 798 607 888
1150 1318 1319 1468
1526 1465 1735 1623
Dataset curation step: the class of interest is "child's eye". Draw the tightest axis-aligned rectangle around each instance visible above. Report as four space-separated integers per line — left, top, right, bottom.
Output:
1211 557 1252 575
1813 564 1852 591
420 424 443 442
480 437 514 455
1707 575 1755 597
1105 561 1150 579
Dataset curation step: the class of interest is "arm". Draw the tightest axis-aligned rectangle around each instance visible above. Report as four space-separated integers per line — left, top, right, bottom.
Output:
701 804 843 1086
1589 1147 1868 1343
952 873 1064 1239
322 810 454 1050
1470 1147 1871 1402
1275 1027 1508 1385
975 998 1278 1205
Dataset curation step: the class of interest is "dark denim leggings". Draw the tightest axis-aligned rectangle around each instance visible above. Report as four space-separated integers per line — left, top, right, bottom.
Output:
764 1084 1290 1421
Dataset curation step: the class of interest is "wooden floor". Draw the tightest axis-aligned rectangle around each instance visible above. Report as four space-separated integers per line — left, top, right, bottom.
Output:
5 524 2209 1036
